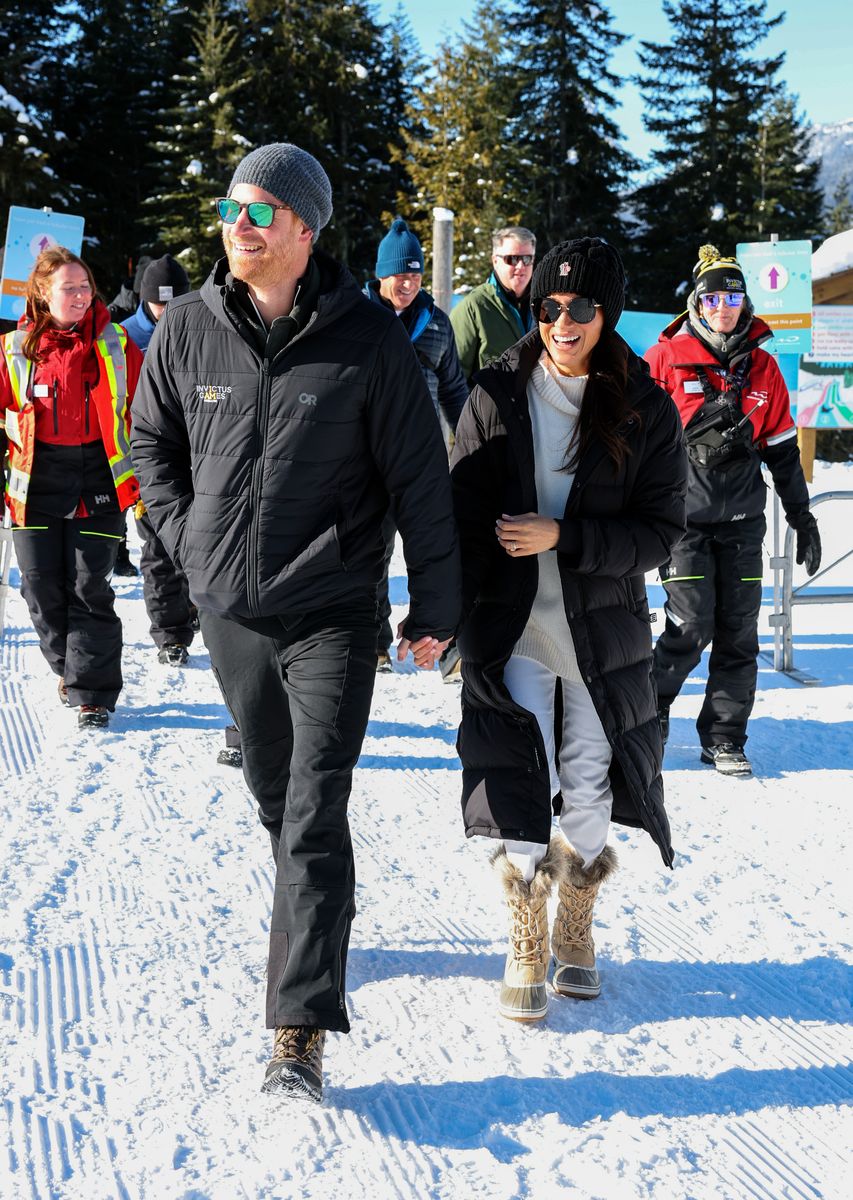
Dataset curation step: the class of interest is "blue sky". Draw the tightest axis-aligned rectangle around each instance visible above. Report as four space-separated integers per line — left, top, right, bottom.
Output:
377 0 853 162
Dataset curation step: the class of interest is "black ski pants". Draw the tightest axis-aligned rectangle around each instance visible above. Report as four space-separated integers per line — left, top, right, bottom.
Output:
135 510 195 649
200 598 378 1034
653 515 764 748
13 510 124 708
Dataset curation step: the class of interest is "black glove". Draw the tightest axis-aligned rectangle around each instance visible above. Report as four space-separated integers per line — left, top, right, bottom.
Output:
793 513 821 577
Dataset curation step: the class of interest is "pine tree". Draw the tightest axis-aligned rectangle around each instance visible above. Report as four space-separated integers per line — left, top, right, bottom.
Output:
509 0 635 253
242 0 413 275
394 2 521 291
0 1 68 212
825 171 853 236
145 0 248 285
748 94 823 240
47 0 184 288
631 0 797 310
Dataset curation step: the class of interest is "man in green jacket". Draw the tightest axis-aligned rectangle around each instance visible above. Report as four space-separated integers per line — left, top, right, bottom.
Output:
450 225 537 383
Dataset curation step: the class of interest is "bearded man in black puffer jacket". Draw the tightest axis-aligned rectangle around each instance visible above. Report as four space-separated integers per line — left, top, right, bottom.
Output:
130 143 461 1104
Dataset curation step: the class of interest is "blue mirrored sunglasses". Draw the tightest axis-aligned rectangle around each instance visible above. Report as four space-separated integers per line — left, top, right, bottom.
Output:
215 198 291 228
700 292 745 309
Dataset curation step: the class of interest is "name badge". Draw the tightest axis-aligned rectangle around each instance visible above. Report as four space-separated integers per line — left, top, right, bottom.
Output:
34 384 50 397
683 380 703 394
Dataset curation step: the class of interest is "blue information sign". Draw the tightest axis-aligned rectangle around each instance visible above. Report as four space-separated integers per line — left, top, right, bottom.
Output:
736 239 813 355
1 206 85 321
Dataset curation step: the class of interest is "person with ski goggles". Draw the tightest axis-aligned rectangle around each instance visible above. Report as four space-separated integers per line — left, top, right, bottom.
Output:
646 244 821 778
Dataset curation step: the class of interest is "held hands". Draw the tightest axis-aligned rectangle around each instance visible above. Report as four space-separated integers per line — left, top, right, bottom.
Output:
396 620 451 670
795 514 821 577
496 513 560 557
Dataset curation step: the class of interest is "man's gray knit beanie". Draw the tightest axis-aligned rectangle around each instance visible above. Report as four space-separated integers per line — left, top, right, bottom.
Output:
228 143 333 237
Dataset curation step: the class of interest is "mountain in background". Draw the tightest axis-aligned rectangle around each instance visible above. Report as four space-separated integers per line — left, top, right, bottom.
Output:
811 118 853 205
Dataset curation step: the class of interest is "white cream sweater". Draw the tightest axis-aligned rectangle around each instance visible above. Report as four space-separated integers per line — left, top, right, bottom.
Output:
513 354 587 680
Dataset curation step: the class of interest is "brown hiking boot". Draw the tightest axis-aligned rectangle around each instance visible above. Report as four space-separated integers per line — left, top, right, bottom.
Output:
261 1026 326 1103
78 705 109 729
551 842 618 999
58 678 69 707
492 842 561 1022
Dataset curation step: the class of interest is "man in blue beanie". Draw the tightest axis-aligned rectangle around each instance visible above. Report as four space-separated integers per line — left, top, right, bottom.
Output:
364 217 468 674
131 144 461 1103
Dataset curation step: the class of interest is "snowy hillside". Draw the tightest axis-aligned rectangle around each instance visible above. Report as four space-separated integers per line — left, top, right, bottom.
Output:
811 118 853 206
1 463 852 1199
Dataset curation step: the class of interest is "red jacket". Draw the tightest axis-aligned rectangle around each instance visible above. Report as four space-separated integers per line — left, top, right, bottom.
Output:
1 299 142 523
643 314 809 525
644 314 795 450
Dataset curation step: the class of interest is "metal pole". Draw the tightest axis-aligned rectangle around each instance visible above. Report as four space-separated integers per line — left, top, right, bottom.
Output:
771 490 783 670
0 510 14 637
432 207 454 317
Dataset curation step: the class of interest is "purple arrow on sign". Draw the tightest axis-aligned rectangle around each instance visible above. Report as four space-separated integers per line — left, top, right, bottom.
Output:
768 267 781 290
38 236 50 251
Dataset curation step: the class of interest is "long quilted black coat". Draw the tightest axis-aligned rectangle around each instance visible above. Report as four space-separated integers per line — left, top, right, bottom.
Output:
449 331 687 866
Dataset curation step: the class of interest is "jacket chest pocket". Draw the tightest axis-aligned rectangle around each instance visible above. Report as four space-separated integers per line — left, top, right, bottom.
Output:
271 381 367 461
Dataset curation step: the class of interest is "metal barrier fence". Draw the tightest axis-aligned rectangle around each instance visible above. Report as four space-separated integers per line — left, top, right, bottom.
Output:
768 490 853 683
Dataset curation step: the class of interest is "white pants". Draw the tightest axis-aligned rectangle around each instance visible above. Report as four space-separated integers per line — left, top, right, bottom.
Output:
503 654 613 879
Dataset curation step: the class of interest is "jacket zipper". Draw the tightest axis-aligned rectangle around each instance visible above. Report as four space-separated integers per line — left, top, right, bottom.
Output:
52 380 59 435
247 359 272 616
84 383 91 436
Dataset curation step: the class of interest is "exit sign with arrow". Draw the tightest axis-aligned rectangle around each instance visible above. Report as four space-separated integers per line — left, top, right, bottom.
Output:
736 238 813 355
0 206 85 322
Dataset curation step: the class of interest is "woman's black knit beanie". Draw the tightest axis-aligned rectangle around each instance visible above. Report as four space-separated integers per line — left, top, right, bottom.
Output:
530 237 626 328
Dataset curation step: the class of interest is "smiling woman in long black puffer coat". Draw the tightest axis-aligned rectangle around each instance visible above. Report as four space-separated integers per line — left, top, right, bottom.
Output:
450 237 688 1024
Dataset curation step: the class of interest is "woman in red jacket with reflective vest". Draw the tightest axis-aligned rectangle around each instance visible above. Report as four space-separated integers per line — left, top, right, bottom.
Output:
1 247 142 728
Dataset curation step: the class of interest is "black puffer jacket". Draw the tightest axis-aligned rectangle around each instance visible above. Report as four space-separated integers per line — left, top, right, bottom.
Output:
363 282 468 430
450 332 687 865
130 253 461 639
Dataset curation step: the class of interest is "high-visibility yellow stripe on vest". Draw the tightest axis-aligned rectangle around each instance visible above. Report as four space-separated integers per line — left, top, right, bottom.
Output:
2 334 33 414
1 324 139 524
95 323 136 492
2 333 35 521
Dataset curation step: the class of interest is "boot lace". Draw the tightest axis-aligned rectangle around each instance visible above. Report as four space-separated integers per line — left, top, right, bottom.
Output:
271 1025 325 1067
507 897 547 968
555 882 597 953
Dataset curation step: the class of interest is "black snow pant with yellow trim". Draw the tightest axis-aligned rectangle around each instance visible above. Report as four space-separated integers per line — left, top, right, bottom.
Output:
653 515 764 749
12 510 125 709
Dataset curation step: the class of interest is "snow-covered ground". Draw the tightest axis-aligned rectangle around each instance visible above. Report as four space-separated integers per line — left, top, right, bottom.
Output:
1 462 852 1200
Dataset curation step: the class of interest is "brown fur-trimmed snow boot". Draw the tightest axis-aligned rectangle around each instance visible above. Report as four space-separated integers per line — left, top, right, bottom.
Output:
551 842 618 1000
492 841 562 1022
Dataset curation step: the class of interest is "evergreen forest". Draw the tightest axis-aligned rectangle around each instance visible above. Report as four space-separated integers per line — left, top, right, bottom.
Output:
0 0 834 310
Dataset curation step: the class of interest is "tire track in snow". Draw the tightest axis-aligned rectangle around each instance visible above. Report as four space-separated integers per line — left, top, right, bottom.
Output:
0 677 44 777
631 900 853 1199
0 938 131 1200
720 1116 828 1200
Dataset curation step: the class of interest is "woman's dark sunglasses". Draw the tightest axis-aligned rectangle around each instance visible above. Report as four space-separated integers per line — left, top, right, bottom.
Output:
215 198 291 228
538 297 601 325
